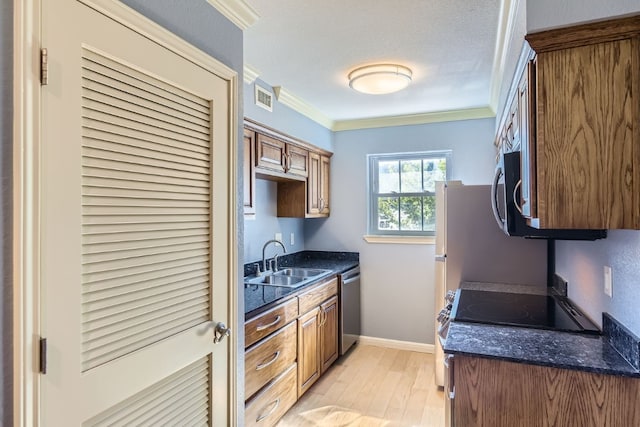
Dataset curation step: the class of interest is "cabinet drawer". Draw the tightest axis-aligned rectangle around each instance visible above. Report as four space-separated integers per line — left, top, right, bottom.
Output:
245 298 298 348
245 321 297 399
245 363 297 427
298 276 337 314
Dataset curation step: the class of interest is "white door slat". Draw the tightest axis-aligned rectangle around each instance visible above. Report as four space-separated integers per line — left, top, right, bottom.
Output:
83 167 209 190
83 302 208 350
82 221 210 238
82 358 209 426
82 239 209 264
110 365 208 426
81 234 209 256
82 205 210 217
83 103 209 142
83 213 210 226
81 56 209 110
82 97 210 139
83 145 210 175
82 315 207 371
81 227 209 245
82 50 210 111
83 265 209 298
82 185 211 202
83 156 210 183
83 270 208 303
153 395 208 426
83 274 208 309
82 254 209 284
82 86 210 130
83 175 210 196
82 127 209 160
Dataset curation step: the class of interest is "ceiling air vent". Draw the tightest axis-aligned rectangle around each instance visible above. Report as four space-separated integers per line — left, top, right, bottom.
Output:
255 84 273 112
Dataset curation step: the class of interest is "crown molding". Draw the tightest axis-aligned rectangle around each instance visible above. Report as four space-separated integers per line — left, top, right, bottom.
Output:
272 86 335 129
489 0 519 113
206 0 259 30
332 107 496 131
243 64 260 84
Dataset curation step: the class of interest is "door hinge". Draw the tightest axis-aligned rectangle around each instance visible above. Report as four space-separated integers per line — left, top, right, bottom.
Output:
39 337 47 374
40 48 49 86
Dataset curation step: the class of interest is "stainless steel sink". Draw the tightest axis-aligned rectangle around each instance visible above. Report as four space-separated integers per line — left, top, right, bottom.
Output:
273 268 331 278
244 267 332 288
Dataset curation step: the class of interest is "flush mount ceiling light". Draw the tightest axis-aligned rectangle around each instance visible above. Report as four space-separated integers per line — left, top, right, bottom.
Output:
348 64 413 95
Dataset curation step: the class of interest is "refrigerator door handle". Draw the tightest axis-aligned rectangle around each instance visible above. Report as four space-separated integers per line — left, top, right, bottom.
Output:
435 254 446 262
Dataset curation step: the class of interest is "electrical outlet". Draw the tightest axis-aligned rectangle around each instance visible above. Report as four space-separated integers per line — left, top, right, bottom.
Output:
275 233 282 243
604 265 613 297
290 233 295 246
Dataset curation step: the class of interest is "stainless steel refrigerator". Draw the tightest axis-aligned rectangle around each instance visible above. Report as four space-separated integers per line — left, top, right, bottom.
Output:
434 182 548 386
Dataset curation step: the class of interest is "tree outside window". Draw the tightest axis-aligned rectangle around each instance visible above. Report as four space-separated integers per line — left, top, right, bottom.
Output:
368 151 451 236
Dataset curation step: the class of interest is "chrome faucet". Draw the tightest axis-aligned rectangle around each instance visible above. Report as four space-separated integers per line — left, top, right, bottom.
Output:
262 239 286 272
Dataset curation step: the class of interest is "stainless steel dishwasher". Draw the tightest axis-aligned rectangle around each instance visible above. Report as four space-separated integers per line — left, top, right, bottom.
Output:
339 266 360 355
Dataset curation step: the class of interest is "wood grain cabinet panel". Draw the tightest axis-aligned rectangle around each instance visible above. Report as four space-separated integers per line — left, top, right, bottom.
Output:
454 355 640 427
245 321 297 400
245 298 298 348
297 307 320 397
256 133 286 174
298 277 338 314
319 295 338 373
517 16 640 230
243 128 256 216
245 364 298 427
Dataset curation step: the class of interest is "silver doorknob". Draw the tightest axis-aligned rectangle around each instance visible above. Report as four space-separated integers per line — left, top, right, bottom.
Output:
214 322 231 343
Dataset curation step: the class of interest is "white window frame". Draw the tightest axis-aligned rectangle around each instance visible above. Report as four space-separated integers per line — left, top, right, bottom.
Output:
366 151 451 238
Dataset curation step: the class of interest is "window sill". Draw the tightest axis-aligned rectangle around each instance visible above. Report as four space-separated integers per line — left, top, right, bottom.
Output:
363 235 435 245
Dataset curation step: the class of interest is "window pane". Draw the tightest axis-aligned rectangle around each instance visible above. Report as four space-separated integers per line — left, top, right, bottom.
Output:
378 160 399 193
423 195 437 231
400 159 422 193
378 197 399 230
400 197 422 230
423 157 447 192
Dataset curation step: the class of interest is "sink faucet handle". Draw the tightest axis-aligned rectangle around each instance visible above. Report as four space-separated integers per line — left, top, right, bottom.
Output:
272 254 279 272
254 263 262 277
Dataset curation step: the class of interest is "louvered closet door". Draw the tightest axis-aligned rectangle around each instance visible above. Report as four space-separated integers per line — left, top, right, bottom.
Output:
41 1 233 425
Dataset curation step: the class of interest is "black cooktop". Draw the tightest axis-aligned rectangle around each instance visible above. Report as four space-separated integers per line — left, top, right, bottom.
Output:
452 289 600 334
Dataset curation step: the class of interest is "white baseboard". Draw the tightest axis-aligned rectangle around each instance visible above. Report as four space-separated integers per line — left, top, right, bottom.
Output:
357 336 435 353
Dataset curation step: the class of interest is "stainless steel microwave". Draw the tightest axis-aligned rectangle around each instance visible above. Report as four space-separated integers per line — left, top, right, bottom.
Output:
491 151 606 240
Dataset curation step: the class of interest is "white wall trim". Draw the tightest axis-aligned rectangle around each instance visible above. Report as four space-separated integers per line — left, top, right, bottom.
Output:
243 64 260 84
358 336 435 353
332 106 496 131
489 0 520 113
273 86 335 129
205 0 259 30
363 235 435 245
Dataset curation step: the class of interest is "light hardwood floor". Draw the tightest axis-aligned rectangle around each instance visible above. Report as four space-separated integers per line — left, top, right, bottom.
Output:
276 344 445 427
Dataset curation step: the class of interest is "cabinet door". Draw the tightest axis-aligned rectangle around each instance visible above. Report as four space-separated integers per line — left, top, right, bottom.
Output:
307 152 321 215
519 59 536 219
243 128 256 216
319 296 338 373
256 133 286 173
286 145 309 177
319 155 331 215
297 307 320 397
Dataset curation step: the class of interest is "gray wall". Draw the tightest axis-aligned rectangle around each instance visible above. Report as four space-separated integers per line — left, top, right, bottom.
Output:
522 0 640 338
305 118 496 345
242 79 333 263
1 0 12 423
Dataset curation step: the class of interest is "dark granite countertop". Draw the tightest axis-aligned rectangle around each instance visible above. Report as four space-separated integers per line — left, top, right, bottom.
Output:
244 251 359 319
443 281 640 378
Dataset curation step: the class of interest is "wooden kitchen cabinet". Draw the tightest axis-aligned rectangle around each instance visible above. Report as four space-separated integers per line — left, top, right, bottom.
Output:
255 131 308 180
306 152 331 217
243 128 256 216
452 355 640 427
296 276 339 397
503 16 640 230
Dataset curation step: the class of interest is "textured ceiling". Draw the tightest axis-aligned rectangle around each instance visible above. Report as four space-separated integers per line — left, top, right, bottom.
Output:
244 0 502 124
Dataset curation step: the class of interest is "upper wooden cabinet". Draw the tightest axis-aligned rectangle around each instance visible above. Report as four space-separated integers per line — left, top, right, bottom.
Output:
244 118 332 218
498 15 640 230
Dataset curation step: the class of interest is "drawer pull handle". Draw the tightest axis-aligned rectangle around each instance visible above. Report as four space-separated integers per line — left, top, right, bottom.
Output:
256 398 280 423
256 315 281 332
256 351 281 370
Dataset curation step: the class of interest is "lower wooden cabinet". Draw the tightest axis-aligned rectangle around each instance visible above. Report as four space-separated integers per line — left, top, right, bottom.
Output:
453 355 640 427
244 275 340 424
245 364 298 427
